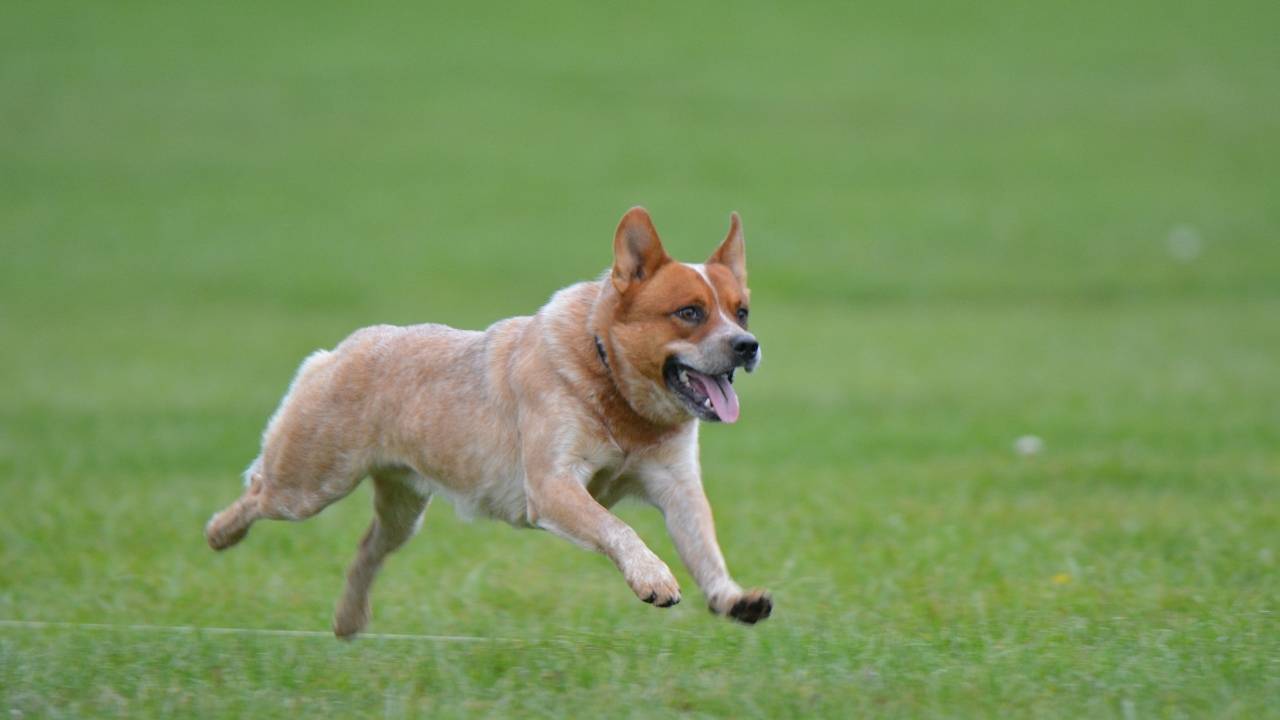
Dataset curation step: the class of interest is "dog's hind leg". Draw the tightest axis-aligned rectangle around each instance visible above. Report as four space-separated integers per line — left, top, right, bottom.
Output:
205 460 269 550
207 345 377 550
206 437 369 551
205 494 261 550
333 471 431 639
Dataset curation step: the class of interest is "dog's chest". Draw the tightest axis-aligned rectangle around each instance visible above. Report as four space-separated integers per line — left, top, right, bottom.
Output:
584 454 643 509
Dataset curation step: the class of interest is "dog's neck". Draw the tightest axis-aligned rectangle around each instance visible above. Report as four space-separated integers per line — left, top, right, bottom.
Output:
572 282 691 449
593 334 610 373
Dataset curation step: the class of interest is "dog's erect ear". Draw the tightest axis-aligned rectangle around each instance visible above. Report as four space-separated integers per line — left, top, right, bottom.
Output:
708 211 747 285
612 206 670 293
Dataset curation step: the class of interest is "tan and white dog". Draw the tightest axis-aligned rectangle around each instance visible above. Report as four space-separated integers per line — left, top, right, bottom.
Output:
206 207 772 637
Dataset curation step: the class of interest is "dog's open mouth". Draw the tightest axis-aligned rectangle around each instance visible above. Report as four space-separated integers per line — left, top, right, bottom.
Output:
663 358 740 423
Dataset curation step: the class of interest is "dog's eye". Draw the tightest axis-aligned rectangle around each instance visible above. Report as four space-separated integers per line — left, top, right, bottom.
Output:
736 307 749 326
674 306 705 324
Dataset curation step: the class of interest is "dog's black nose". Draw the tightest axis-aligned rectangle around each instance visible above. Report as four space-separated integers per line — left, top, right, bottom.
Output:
732 335 759 362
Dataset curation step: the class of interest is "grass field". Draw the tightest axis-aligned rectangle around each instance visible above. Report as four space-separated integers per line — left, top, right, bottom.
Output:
3 1 1279 717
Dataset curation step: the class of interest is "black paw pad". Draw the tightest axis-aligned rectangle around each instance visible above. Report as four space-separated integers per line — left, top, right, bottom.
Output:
727 593 773 624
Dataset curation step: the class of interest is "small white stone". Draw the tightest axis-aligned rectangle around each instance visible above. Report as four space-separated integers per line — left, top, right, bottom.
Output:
1014 435 1044 456
1167 224 1202 262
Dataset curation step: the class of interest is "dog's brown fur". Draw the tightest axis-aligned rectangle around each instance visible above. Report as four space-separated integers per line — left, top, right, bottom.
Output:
206 207 772 637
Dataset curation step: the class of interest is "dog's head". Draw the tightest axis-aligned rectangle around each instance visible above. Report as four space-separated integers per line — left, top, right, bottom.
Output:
593 207 759 426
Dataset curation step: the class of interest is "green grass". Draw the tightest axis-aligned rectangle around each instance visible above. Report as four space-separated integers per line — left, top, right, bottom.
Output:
3 1 1278 717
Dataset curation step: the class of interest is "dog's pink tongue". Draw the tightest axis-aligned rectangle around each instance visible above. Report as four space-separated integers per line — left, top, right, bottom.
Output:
692 371 740 423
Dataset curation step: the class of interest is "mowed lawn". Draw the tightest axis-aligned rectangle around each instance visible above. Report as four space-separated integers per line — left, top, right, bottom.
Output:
2 1 1278 717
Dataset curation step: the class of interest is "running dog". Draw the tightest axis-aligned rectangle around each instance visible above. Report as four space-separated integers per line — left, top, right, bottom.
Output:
206 207 772 637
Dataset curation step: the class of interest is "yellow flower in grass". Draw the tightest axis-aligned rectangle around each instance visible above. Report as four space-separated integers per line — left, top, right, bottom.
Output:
1051 572 1073 585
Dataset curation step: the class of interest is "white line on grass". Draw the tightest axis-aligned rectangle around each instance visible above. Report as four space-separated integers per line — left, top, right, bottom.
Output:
0 619 568 644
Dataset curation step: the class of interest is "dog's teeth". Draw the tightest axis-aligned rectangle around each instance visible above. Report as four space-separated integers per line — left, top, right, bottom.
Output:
678 370 689 384
703 398 712 408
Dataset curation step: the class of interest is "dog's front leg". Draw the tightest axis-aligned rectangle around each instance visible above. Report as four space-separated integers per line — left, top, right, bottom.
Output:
522 446 681 608
646 465 773 624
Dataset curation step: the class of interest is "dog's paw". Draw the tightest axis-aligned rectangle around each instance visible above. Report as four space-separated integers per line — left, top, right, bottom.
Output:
711 588 772 625
204 511 250 551
624 553 681 608
333 599 371 640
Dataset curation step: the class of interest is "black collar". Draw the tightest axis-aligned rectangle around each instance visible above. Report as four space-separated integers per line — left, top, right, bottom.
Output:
593 335 610 372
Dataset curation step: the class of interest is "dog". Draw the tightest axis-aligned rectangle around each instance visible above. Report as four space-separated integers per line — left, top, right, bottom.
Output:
205 207 772 637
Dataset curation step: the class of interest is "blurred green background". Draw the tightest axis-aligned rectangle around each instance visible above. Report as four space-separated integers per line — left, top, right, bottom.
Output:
2 2 1277 717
